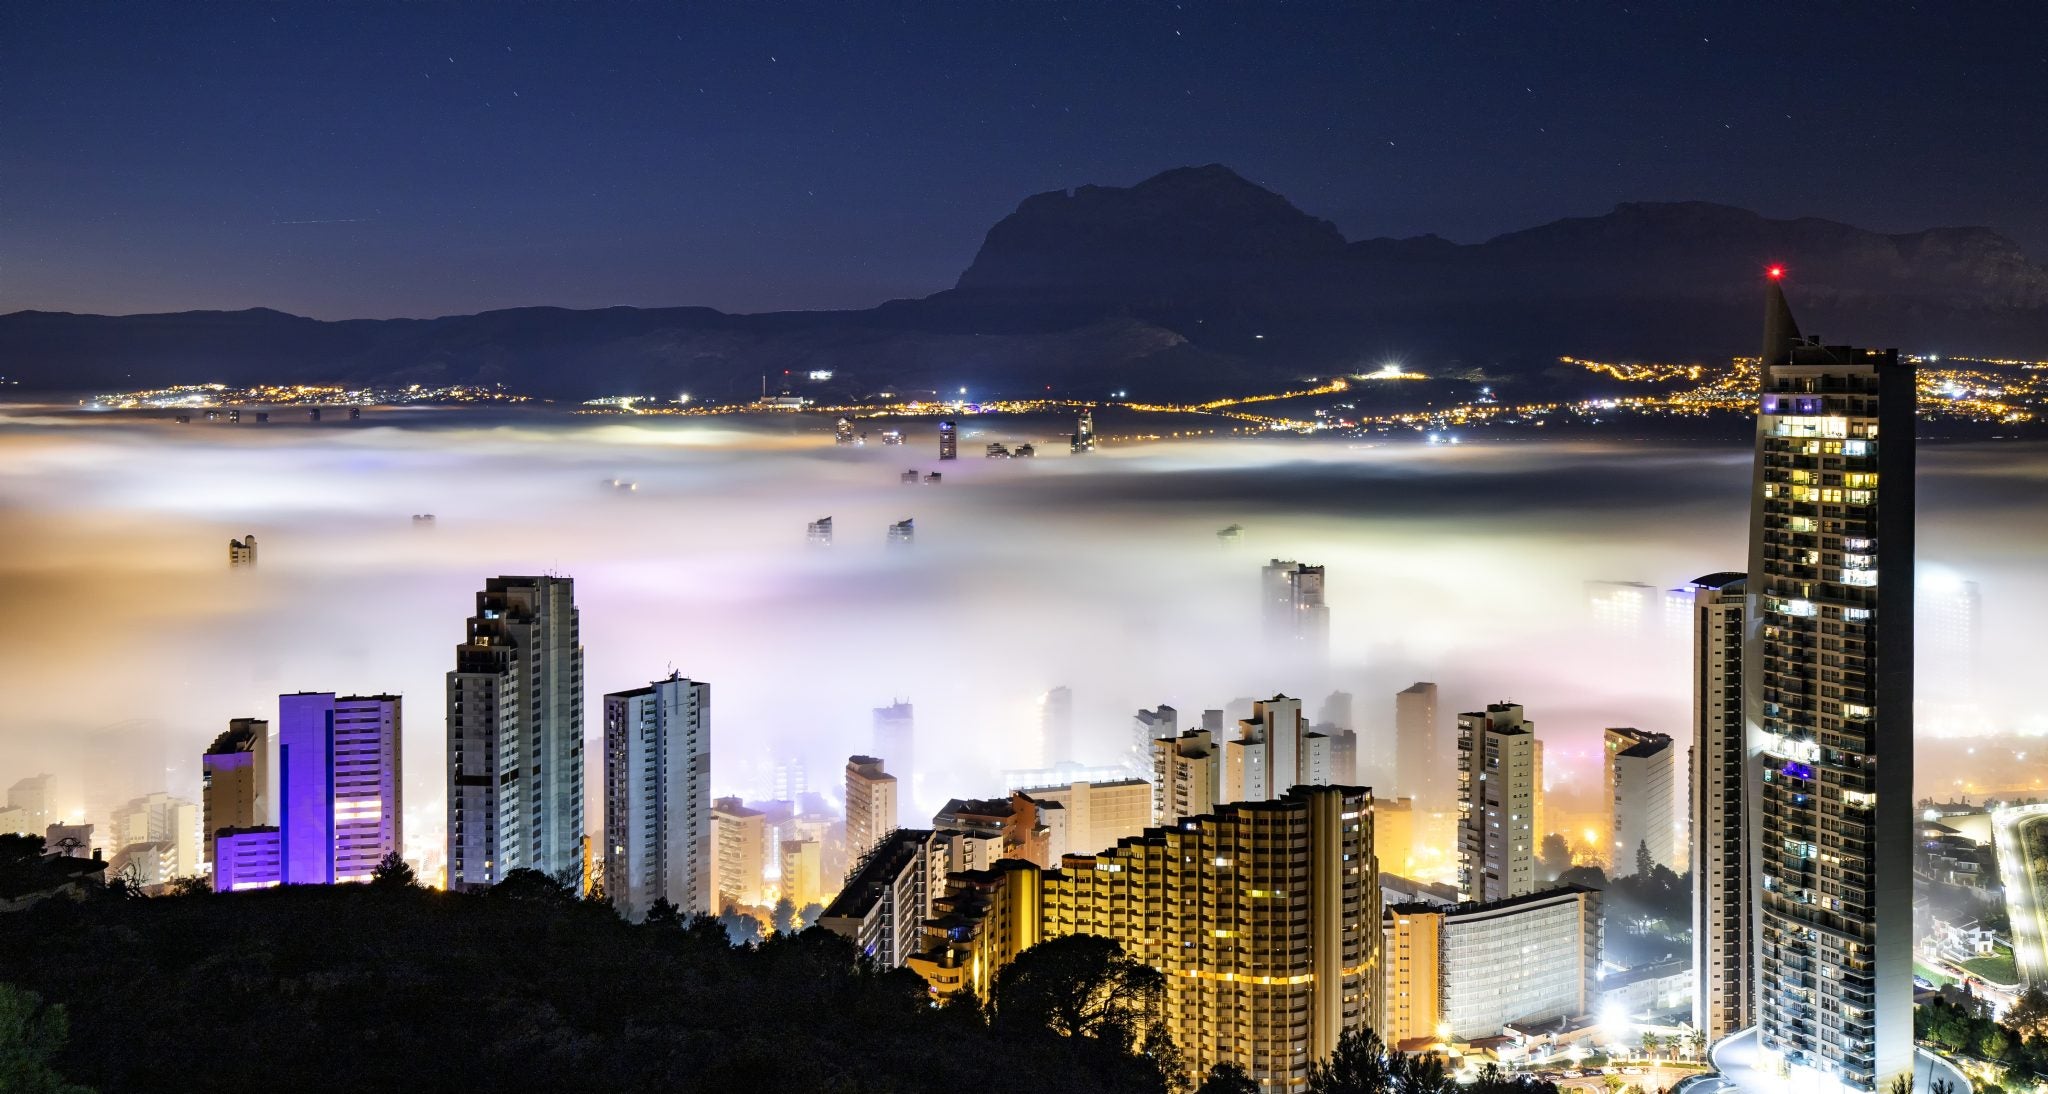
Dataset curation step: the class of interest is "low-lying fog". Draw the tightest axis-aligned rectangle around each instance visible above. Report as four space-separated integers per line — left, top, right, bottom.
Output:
2 411 2042 872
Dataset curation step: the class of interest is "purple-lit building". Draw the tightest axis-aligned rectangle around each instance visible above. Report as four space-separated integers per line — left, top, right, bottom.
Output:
215 692 402 891
214 826 283 891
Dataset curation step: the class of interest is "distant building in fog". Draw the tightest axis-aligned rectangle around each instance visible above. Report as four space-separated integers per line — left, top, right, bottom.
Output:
1131 704 1177 779
872 702 914 784
807 516 833 546
1261 559 1328 654
1604 727 1675 875
887 518 914 547
229 535 257 568
938 420 958 460
1019 778 1149 858
1395 682 1442 810
1039 686 1073 768
108 792 199 888
711 796 766 909
1070 408 1095 453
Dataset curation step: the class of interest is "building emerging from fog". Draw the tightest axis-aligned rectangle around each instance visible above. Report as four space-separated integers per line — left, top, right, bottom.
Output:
1689 571 1752 1043
603 673 711 920
1745 273 1915 1091
806 516 833 546
1604 727 1675 875
1038 686 1073 768
710 796 765 909
108 792 200 889
448 575 584 891
887 518 914 548
1070 407 1095 453
1457 702 1537 903
872 701 915 788
904 785 1380 1089
229 534 257 568
1261 559 1329 654
938 420 958 460
1395 682 1441 809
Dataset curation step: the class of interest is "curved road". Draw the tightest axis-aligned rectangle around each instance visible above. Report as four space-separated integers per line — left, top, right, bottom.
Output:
1992 803 2048 985
1703 1030 1970 1093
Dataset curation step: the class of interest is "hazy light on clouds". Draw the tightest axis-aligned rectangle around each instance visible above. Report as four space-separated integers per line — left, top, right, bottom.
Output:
1 414 2042 866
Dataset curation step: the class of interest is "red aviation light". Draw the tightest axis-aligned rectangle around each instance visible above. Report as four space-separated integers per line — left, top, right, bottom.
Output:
1766 265 1785 280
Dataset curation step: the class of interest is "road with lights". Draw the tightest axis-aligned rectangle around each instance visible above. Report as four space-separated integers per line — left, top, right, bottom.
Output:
1993 803 2048 986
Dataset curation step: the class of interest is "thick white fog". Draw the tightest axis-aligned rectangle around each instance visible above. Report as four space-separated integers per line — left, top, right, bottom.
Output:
2 410 2044 875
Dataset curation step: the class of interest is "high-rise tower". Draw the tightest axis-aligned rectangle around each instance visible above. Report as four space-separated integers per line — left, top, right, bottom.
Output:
1689 571 1752 1043
1261 559 1329 654
1457 702 1538 904
603 673 712 920
1746 271 1914 1091
448 576 584 890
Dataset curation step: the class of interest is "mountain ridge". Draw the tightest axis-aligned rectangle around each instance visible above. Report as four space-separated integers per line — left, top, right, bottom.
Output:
7 165 2047 398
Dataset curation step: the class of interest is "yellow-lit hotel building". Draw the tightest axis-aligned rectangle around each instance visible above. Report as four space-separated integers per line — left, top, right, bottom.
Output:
907 784 1380 1089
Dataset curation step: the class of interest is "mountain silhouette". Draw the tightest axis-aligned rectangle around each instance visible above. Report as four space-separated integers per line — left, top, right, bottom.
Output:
7 165 2046 399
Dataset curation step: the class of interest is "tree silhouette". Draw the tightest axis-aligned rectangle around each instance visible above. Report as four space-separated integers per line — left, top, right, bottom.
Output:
1634 839 1655 878
771 896 796 935
369 850 416 888
1193 1062 1258 1094
992 934 1165 1056
642 898 682 928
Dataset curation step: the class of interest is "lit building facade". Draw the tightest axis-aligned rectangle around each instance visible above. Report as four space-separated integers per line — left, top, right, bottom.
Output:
1152 727 1218 825
1386 886 1602 1043
1020 778 1149 858
1132 704 1178 779
277 692 402 885
906 785 1380 1090
845 755 899 864
1457 702 1537 903
108 792 200 886
603 674 711 920
448 575 584 890
1221 695 1331 804
1690 572 1753 1043
938 420 958 460
819 827 938 967
1746 274 1914 1091
711 796 766 909
202 718 271 870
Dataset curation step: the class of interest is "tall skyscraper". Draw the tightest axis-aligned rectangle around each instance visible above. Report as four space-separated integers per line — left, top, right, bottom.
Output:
845 755 899 865
279 692 403 884
229 534 257 568
1604 728 1675 875
1038 686 1074 767
1070 407 1095 453
937 420 958 460
1746 271 1914 1091
1261 559 1329 653
1689 571 1752 1043
602 673 712 920
1395 682 1440 807
1220 695 1331 804
1457 702 1537 903
1917 572 1983 737
448 575 584 890
202 718 271 870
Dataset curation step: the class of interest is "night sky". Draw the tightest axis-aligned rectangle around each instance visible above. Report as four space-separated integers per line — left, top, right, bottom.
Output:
4 2 2045 319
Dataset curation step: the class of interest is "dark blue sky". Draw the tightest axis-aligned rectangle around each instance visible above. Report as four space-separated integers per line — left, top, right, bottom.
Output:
4 2 2044 319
